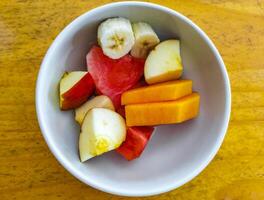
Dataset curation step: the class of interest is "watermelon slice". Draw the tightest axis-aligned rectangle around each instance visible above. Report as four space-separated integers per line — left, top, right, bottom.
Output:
86 46 145 108
116 126 155 161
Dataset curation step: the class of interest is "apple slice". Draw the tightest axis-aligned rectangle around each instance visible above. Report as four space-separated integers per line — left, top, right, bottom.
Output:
59 71 95 110
144 40 183 84
75 95 115 125
79 108 126 162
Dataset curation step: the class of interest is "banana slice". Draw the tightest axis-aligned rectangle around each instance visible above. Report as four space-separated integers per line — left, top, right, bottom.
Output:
131 22 160 58
98 17 135 59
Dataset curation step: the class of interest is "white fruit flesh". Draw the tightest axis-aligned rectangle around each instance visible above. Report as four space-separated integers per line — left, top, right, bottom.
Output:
75 95 115 125
79 108 126 162
131 22 160 58
144 40 183 84
98 17 135 59
60 72 87 94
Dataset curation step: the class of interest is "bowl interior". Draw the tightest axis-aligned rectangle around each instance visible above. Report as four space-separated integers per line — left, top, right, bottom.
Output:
37 2 230 196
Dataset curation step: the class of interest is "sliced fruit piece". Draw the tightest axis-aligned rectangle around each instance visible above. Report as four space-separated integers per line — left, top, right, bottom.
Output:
98 17 135 59
116 126 154 161
59 71 95 110
125 93 200 126
75 95 114 124
144 40 183 84
79 108 126 162
131 22 160 58
121 80 192 105
87 46 145 108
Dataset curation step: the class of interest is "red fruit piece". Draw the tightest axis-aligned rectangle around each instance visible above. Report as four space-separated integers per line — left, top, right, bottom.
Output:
61 72 95 110
86 46 145 108
116 126 155 161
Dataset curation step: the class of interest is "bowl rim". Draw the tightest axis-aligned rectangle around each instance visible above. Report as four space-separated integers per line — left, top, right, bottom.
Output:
36 1 231 197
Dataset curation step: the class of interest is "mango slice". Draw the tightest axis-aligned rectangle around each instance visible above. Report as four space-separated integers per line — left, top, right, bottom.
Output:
125 93 200 126
121 80 192 105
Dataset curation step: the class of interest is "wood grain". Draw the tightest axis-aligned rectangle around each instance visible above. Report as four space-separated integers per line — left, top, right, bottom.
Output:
0 0 264 199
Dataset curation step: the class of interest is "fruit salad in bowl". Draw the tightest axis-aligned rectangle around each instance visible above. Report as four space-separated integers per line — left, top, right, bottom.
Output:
58 17 200 162
36 2 230 196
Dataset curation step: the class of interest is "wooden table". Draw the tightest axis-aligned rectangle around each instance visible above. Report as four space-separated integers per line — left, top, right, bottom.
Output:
0 0 264 199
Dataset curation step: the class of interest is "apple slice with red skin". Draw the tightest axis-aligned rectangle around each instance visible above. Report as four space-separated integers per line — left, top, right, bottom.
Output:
86 46 145 109
59 71 95 110
116 126 155 161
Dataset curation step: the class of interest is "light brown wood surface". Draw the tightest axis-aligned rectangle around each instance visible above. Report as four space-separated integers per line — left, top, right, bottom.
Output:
0 0 264 199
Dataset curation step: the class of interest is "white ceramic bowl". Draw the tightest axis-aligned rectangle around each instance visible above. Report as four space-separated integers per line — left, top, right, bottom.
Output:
36 1 231 197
